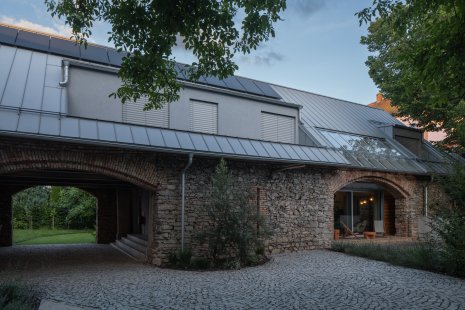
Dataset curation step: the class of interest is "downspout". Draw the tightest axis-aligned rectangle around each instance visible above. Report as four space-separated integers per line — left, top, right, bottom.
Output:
59 60 70 87
181 153 194 252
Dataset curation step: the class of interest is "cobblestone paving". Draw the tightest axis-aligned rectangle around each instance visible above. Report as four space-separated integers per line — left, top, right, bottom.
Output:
1 244 464 309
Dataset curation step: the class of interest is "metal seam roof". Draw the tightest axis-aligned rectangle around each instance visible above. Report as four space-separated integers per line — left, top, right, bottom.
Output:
0 107 350 167
0 23 282 100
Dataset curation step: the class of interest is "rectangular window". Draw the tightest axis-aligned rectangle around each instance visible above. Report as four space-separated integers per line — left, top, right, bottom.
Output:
123 97 169 128
190 100 218 134
261 112 295 143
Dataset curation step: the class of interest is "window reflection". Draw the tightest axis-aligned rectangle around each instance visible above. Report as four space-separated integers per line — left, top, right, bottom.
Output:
320 130 402 157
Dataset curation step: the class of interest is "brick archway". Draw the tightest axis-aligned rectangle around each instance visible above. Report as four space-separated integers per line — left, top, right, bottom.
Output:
0 138 161 191
329 169 419 237
0 138 163 247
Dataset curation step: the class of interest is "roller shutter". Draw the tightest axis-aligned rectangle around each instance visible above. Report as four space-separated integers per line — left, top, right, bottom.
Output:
261 112 295 143
123 97 169 128
190 100 218 134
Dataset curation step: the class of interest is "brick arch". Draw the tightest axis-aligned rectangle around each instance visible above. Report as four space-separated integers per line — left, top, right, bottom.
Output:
329 170 414 199
0 141 161 191
1 161 158 191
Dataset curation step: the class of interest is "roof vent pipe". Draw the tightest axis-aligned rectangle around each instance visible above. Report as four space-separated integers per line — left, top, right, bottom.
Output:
181 153 194 252
59 60 70 87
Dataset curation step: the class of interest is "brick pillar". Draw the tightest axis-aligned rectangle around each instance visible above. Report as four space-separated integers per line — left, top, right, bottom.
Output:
0 191 12 247
116 189 132 239
94 190 117 244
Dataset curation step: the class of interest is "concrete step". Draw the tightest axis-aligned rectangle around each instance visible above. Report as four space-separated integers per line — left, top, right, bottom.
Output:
121 237 146 253
127 234 148 247
111 240 145 262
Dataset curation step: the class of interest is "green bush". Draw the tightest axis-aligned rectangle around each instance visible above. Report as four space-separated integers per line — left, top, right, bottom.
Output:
167 249 192 268
198 159 271 267
433 161 465 277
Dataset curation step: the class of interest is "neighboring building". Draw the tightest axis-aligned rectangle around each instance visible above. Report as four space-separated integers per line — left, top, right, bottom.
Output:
0 24 455 265
369 93 447 143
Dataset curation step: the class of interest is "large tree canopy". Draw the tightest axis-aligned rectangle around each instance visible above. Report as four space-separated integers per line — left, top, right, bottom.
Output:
358 0 465 151
45 0 286 110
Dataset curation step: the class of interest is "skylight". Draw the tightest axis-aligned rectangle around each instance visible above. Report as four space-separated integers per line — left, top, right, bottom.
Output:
320 130 402 157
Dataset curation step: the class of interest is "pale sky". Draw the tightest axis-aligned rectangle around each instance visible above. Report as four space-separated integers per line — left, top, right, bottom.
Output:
0 0 378 105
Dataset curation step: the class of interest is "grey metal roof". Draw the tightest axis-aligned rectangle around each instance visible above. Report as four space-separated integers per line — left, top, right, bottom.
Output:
271 85 453 175
0 107 349 166
0 23 281 100
271 85 401 137
0 24 455 175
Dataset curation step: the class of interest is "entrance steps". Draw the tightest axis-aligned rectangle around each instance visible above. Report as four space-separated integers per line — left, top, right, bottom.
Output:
111 234 148 262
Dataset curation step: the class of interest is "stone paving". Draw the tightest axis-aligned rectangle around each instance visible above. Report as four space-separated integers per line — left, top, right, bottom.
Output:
1 244 464 309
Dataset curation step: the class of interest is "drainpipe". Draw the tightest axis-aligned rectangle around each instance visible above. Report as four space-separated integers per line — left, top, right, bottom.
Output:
181 153 193 252
59 60 70 87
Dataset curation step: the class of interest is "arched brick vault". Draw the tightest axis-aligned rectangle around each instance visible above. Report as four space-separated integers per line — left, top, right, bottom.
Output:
327 169 416 198
0 138 161 191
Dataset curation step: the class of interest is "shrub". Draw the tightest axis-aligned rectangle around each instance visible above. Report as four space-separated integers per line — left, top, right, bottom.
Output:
199 159 271 267
433 161 465 277
167 249 192 268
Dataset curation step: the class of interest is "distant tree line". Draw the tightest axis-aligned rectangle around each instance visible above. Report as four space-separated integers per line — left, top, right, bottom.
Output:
12 186 96 230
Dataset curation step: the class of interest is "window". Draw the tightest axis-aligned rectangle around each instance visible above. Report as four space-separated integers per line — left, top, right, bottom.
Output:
190 100 218 134
261 112 295 143
123 97 169 128
319 130 402 157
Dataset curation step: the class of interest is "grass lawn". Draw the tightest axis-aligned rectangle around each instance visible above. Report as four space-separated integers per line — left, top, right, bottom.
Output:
13 228 95 245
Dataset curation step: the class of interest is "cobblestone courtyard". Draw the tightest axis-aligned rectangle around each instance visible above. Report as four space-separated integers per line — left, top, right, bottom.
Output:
1 244 464 309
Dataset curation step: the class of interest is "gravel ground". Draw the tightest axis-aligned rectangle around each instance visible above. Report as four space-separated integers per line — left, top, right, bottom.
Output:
1 244 464 309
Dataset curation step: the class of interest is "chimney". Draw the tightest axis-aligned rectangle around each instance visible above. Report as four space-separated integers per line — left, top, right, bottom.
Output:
376 92 383 102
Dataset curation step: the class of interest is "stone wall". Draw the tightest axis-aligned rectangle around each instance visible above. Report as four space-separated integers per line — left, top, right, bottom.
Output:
0 137 451 266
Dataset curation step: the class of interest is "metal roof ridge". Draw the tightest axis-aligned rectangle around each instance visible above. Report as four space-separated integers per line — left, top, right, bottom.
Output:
270 83 394 112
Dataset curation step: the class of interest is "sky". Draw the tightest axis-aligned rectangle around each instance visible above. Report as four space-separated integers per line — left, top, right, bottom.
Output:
0 0 378 105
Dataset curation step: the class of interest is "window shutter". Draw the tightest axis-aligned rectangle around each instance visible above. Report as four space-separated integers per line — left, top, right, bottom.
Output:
190 100 218 134
261 112 277 142
123 97 169 128
261 112 295 143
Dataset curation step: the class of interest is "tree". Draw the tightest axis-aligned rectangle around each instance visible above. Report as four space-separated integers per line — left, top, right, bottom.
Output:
200 159 270 267
358 1 465 151
12 187 50 229
45 0 286 110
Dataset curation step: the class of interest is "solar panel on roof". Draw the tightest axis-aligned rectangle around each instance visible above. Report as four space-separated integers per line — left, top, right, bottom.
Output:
107 49 127 66
203 75 227 88
222 76 246 92
50 37 80 58
253 80 281 99
0 26 18 45
235 77 263 96
80 45 109 64
16 30 49 52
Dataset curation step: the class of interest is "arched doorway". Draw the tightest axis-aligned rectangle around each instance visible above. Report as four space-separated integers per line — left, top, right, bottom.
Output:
0 169 154 261
12 185 97 245
333 176 409 239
